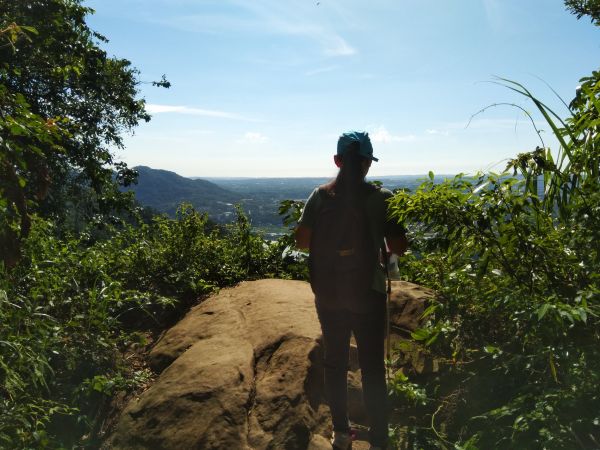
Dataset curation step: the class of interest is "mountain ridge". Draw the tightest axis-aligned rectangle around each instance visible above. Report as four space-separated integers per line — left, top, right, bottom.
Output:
123 166 434 227
123 166 241 218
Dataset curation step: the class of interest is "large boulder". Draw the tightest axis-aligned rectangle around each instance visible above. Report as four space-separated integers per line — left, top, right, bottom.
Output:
109 279 329 450
107 279 433 449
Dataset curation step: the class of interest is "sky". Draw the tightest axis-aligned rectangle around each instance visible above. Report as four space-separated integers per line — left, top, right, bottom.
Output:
86 0 600 178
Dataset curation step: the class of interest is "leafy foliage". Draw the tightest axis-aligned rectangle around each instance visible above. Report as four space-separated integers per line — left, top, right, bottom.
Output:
0 203 303 448
565 0 600 24
385 7 600 445
388 171 600 448
386 75 600 450
3 1 600 449
0 0 166 266
0 3 308 447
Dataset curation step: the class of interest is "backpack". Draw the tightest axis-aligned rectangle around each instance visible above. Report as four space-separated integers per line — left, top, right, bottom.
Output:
308 183 380 309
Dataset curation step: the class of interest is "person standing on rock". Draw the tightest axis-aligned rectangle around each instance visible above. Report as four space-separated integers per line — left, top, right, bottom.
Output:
295 131 408 450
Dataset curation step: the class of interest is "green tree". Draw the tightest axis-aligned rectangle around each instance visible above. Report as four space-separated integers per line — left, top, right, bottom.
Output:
565 0 600 24
0 0 165 266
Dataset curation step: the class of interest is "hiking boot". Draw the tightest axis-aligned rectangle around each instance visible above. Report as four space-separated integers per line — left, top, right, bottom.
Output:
331 430 352 449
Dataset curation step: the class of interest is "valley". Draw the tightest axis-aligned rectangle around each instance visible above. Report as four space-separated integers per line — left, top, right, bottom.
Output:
126 166 441 230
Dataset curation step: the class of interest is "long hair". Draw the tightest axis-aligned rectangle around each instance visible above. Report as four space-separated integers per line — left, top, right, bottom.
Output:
322 142 369 206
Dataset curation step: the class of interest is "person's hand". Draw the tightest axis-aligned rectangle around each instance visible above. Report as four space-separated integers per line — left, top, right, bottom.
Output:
386 234 408 256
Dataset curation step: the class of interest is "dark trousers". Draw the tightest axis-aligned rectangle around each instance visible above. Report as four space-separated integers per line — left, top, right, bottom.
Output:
316 294 388 448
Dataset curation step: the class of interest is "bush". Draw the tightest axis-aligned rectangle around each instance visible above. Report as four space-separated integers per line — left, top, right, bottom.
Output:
386 77 600 448
0 203 301 448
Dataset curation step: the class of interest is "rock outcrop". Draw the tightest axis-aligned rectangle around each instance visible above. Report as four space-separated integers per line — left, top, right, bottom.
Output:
107 279 432 450
388 280 433 333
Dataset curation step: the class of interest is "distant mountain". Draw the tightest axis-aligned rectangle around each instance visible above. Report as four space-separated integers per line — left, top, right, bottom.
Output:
124 166 241 219
206 175 430 230
207 175 432 200
123 167 435 229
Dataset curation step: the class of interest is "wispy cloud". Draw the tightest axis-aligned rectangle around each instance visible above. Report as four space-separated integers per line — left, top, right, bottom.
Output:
306 65 337 76
237 132 269 144
370 126 416 143
236 1 357 57
322 35 356 56
151 0 357 58
146 104 250 121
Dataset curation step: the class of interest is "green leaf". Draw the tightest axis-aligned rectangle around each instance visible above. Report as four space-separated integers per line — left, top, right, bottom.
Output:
394 370 409 382
483 345 500 354
420 304 438 319
536 303 551 320
558 309 574 324
20 25 39 35
411 328 430 341
425 331 439 346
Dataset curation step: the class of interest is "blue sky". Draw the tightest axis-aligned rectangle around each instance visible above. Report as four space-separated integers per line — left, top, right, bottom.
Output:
87 0 600 177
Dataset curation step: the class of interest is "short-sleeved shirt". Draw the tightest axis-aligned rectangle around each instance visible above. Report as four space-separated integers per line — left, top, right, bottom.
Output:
298 185 405 296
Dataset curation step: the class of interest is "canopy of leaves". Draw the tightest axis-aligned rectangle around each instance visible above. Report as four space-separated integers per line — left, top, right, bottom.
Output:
0 0 152 266
565 0 600 24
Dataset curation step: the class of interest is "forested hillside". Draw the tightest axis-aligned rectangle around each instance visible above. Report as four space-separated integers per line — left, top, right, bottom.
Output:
1 0 599 449
123 166 241 220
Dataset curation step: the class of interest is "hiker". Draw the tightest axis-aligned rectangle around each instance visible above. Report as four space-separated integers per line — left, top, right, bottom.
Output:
295 131 408 450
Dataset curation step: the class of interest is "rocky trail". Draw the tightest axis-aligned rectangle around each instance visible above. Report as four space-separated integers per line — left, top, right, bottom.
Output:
104 279 432 449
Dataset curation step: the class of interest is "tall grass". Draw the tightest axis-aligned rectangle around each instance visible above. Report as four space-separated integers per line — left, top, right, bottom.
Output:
500 74 600 220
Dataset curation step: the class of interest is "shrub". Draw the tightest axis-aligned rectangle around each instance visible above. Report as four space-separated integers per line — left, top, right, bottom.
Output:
386 79 600 448
0 203 300 448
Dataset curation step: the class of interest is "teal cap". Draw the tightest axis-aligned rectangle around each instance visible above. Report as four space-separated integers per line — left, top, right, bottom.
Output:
337 131 378 162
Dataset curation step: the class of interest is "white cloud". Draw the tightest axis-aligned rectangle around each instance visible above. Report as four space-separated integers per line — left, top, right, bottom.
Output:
426 129 449 136
237 132 269 144
306 65 337 76
145 104 249 121
322 35 356 56
370 126 416 143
